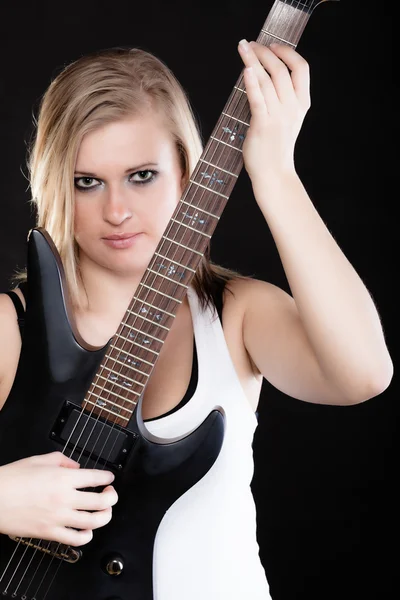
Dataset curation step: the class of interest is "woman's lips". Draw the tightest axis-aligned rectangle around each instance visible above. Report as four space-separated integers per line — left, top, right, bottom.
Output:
102 233 142 249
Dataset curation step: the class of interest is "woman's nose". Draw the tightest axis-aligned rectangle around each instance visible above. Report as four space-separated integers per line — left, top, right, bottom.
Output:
102 187 132 225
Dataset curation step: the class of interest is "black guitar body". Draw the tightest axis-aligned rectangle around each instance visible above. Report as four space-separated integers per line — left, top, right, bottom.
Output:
0 229 225 599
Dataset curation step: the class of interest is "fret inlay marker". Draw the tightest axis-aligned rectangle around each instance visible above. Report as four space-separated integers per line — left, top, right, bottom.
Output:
156 262 186 279
119 353 141 368
129 332 151 345
200 171 226 186
109 373 133 388
140 306 162 321
182 211 206 225
222 125 246 142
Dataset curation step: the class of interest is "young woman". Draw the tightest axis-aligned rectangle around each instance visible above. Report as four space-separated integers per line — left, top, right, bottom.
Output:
0 40 393 598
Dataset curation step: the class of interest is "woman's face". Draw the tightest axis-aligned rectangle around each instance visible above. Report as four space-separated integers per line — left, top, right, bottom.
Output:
74 110 185 279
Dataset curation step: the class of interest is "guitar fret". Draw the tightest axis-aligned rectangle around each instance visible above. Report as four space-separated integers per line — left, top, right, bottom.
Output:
210 136 243 152
162 237 203 255
222 112 249 127
108 345 155 366
123 313 170 331
84 399 130 421
262 1 309 47
101 362 150 379
131 299 175 318
234 85 247 94
171 218 212 238
154 252 196 274
189 179 229 200
128 298 174 323
146 268 189 288
199 159 238 178
261 28 296 46
97 373 146 391
180 200 220 219
90 382 141 401
115 335 160 355
201 138 244 178
120 323 165 343
139 283 183 303
284 0 309 8
89 385 137 406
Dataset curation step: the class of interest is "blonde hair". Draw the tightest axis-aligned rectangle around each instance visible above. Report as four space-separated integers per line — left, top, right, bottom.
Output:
14 47 242 309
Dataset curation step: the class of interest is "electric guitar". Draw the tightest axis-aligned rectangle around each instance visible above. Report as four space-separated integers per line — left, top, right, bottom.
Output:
0 1 336 598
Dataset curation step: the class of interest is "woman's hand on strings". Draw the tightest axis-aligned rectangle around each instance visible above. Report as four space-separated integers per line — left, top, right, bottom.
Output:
238 39 311 181
0 451 118 546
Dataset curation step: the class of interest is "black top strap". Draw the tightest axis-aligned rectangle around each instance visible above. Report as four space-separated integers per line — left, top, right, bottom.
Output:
4 290 25 332
18 281 28 296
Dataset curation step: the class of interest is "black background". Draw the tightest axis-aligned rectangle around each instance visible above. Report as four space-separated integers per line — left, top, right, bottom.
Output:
0 1 396 598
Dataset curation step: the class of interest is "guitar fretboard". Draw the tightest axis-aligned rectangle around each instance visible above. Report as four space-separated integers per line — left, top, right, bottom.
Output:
83 0 316 426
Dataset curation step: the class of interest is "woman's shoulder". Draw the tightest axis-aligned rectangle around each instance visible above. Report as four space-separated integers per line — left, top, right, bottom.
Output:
2 287 26 309
0 287 26 345
0 287 26 330
220 275 284 334
0 288 25 315
223 275 284 307
0 291 25 410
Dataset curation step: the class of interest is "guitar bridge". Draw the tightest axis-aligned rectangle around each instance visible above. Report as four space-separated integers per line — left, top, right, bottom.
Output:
9 536 82 563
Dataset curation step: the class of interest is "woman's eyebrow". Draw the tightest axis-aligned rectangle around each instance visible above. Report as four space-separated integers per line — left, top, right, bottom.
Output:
74 162 159 176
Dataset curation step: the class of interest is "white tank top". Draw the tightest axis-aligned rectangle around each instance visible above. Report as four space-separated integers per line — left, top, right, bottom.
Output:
144 287 272 600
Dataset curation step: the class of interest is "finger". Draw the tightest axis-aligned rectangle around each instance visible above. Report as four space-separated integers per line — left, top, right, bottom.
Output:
32 452 80 469
74 485 118 511
243 67 269 120
58 454 81 469
238 40 280 112
73 468 115 489
249 41 296 104
67 507 112 531
52 527 93 547
269 43 311 108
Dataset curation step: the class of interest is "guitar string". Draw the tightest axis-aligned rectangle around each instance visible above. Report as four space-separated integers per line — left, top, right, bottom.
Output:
71 0 309 525
79 0 312 518
48 0 314 499
81 0 314 458
80 0 312 475
3 1 316 596
1 2 276 596
8 0 307 594
65 0 313 486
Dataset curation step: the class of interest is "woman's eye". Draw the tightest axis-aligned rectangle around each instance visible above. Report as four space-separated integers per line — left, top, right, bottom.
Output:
74 177 100 190
130 170 156 184
73 170 157 191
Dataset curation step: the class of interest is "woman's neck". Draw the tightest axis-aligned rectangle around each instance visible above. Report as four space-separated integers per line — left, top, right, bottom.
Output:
76 256 143 319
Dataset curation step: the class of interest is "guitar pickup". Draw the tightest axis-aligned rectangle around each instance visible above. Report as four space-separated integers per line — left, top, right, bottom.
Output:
51 401 138 469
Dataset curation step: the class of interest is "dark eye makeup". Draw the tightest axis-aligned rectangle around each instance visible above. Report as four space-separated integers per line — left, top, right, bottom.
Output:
74 169 158 191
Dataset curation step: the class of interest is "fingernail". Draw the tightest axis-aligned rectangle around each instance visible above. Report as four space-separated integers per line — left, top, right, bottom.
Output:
239 39 250 52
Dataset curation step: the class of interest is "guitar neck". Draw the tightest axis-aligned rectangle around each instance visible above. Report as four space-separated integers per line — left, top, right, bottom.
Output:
85 0 319 426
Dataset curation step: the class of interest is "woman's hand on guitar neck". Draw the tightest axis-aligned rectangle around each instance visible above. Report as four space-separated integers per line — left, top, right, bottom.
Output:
238 39 310 183
0 451 118 546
